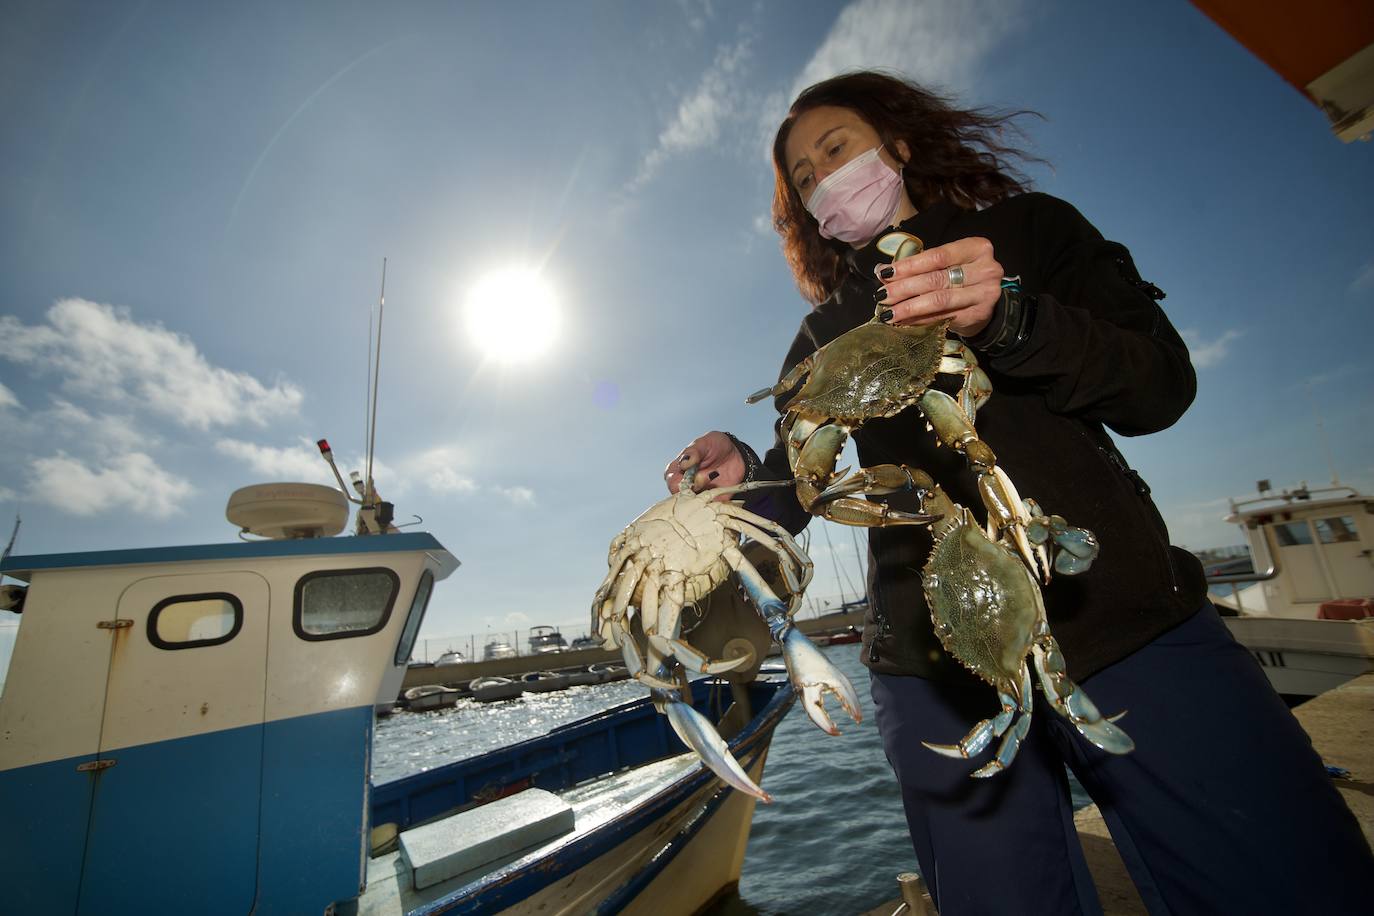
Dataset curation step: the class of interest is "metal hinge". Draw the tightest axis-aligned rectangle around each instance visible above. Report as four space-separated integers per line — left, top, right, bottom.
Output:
97 619 133 629
77 759 116 772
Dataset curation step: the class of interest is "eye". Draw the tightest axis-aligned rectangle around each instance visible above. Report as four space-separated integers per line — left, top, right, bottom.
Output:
827 141 845 158
796 172 814 192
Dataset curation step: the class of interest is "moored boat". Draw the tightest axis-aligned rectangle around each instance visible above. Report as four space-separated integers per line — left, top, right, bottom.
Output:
1209 482 1374 703
0 476 795 915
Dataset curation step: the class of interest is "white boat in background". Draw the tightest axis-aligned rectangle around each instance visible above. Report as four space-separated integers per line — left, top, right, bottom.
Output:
1210 481 1374 703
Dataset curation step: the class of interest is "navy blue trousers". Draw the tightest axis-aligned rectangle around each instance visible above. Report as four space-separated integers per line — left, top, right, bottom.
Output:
871 604 1374 915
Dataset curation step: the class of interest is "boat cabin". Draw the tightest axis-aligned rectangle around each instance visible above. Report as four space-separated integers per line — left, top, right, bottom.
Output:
1217 483 1374 617
0 521 458 915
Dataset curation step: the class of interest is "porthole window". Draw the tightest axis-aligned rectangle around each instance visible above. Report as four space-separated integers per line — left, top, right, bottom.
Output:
394 570 435 665
148 593 243 650
294 567 399 641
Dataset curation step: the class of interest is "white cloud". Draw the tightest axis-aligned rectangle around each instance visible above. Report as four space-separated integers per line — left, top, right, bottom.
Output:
629 38 754 192
0 382 20 411
29 451 193 518
1351 261 1374 293
756 0 1028 154
399 444 536 506
493 485 536 507
0 486 16 502
47 399 147 454
792 0 1025 99
406 446 478 495
1182 327 1243 369
0 299 303 430
675 0 714 33
218 437 333 483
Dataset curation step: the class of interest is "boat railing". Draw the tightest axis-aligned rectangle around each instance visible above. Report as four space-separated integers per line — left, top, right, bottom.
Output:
1206 519 1281 588
1225 483 1364 521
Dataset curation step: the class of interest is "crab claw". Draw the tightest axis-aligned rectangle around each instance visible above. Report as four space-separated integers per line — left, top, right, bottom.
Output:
779 626 862 735
657 687 772 803
816 464 934 505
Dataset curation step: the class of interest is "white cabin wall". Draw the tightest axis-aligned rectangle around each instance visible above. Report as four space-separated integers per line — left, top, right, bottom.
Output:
262 552 425 724
0 568 123 770
100 570 271 753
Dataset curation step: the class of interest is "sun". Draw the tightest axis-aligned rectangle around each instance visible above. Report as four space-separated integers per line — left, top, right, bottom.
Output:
462 266 561 364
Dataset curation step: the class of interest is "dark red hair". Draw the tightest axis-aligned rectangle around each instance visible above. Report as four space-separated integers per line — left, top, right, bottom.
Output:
772 70 1040 304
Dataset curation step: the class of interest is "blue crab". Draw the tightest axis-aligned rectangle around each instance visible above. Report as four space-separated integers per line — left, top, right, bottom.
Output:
746 230 1131 776
592 467 861 801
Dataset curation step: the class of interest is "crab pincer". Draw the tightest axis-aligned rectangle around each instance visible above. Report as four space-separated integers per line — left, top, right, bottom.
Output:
724 543 863 736
778 626 863 735
649 664 772 803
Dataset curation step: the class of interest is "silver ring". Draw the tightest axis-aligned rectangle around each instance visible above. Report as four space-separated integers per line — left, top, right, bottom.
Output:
947 265 966 288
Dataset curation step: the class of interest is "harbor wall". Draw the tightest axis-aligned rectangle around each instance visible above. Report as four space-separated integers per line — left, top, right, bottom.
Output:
401 610 865 691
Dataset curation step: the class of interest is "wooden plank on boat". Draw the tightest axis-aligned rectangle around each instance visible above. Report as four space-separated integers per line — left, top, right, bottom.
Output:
399 788 575 890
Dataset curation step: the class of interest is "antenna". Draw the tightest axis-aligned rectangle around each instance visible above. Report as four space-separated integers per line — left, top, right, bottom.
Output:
365 304 374 488
1303 381 1340 486
367 258 386 503
1 513 18 564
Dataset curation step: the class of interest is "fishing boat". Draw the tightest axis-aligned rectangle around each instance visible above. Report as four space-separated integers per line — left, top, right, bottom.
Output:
0 472 796 915
1209 481 1374 703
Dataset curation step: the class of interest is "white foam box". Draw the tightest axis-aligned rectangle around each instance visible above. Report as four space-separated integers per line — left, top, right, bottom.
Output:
398 788 575 890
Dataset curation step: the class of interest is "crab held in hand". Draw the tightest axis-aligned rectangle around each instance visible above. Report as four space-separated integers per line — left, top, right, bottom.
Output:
592 466 861 801
747 229 1129 776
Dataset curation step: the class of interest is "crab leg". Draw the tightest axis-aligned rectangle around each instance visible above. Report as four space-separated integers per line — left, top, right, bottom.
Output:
720 511 812 598
924 663 1032 768
1032 625 1133 755
723 544 862 735
940 338 992 421
598 553 649 647
648 578 742 677
649 662 772 803
746 354 821 406
793 424 944 528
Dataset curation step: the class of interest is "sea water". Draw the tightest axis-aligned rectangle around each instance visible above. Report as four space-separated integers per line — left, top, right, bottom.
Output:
373 644 1092 914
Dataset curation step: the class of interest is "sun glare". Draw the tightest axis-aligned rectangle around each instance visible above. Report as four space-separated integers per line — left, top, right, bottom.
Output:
463 266 562 364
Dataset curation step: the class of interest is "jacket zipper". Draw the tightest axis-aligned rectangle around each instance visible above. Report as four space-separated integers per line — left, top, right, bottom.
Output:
1094 441 1180 593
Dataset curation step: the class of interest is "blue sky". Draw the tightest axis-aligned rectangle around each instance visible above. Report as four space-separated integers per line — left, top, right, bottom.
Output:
2 0 1372 656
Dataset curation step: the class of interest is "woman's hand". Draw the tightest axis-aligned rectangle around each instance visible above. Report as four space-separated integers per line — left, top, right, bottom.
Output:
875 236 1003 338
663 431 745 497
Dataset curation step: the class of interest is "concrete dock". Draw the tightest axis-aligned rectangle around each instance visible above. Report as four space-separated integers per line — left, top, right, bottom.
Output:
863 672 1374 915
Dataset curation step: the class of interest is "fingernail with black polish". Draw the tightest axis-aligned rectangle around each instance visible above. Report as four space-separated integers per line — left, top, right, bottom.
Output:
708 471 720 480
875 286 889 303
879 266 895 280
879 308 894 323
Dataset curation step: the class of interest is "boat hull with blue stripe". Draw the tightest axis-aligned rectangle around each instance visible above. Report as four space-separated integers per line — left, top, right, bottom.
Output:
0 530 793 915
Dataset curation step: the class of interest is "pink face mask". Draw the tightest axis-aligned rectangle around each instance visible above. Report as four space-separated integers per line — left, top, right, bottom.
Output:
804 147 904 245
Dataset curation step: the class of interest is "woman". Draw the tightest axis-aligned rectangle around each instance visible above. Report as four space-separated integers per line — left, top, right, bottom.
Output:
665 71 1373 914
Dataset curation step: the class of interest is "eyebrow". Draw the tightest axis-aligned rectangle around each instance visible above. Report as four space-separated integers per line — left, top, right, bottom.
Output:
790 126 846 181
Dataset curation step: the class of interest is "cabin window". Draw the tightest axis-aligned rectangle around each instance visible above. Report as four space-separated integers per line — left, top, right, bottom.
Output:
148 593 243 650
294 567 399 641
1273 522 1313 547
394 570 435 665
1314 516 1358 544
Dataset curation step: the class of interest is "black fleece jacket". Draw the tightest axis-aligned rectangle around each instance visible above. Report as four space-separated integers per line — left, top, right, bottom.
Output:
742 192 1208 683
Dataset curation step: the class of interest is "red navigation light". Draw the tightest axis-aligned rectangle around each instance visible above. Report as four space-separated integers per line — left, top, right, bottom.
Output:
317 439 332 454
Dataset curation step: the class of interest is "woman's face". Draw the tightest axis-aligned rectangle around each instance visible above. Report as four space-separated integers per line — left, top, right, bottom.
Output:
783 105 909 204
